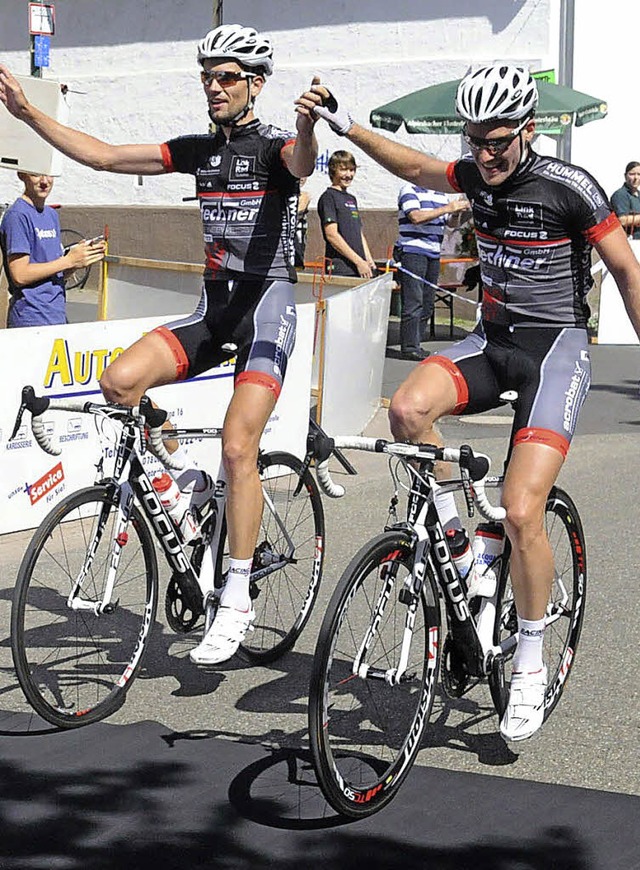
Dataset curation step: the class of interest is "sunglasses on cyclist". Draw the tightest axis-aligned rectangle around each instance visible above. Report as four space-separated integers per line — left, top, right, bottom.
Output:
462 116 531 156
200 69 255 88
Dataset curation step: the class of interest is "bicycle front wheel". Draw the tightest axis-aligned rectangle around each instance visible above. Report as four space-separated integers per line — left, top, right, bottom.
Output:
11 486 159 728
239 450 325 663
309 530 441 818
60 228 91 290
489 485 587 722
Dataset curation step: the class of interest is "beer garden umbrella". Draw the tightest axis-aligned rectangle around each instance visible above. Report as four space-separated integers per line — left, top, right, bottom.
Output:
370 77 608 136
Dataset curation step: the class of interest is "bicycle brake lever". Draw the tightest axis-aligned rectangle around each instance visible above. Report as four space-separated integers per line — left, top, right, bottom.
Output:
10 385 49 441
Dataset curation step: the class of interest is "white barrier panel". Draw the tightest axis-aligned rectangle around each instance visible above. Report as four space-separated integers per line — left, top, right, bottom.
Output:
0 307 314 535
597 240 640 345
320 272 392 435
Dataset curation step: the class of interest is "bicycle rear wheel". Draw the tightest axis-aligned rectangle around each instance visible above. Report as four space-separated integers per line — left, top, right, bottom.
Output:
238 451 325 663
489 485 587 721
11 486 159 728
60 228 91 290
309 530 441 818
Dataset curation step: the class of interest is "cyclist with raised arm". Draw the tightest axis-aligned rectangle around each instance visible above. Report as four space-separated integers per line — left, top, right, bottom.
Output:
298 64 640 741
0 24 319 665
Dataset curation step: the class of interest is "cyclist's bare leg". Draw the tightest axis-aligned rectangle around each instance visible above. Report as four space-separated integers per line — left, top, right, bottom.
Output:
99 332 181 449
500 442 563 621
499 441 563 740
389 361 458 478
222 381 277 560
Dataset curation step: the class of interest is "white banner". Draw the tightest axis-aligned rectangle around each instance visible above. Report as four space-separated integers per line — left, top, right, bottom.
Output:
320 272 392 436
0 306 314 535
597 239 640 346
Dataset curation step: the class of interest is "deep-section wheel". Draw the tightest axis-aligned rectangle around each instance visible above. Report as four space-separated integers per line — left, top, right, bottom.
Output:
11 486 158 728
309 530 441 818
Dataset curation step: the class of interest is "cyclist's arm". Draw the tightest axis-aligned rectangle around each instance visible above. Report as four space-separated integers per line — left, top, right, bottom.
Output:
596 224 640 338
282 112 318 179
0 64 166 174
295 80 454 190
342 123 455 192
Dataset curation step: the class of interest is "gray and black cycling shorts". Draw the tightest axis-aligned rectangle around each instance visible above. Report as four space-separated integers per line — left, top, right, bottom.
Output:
154 277 297 398
423 321 591 458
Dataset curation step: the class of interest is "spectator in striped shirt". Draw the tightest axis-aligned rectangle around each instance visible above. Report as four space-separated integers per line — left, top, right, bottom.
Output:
395 183 470 360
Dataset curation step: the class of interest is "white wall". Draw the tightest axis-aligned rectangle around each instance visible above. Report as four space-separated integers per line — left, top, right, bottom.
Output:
7 1 611 213
570 2 635 201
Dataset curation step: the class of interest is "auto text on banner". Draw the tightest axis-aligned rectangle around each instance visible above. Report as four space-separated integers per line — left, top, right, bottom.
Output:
0 307 314 535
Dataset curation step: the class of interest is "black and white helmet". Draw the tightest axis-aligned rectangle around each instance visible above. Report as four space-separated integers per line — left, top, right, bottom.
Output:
456 64 538 123
197 24 274 76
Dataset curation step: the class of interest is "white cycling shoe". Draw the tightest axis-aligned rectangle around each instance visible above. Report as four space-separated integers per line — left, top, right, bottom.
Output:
189 605 255 665
499 666 547 742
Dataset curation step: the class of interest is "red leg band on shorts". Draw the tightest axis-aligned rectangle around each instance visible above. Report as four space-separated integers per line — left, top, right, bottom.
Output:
513 427 569 459
235 371 282 400
153 326 189 380
421 355 469 414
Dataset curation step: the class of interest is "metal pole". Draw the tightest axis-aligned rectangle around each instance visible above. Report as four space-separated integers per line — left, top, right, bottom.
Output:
213 0 222 26
558 0 575 162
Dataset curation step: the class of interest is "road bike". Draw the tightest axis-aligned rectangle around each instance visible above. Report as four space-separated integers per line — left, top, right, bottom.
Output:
308 427 586 817
9 385 328 729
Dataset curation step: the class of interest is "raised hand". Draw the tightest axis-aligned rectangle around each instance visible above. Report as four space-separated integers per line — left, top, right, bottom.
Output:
0 64 29 118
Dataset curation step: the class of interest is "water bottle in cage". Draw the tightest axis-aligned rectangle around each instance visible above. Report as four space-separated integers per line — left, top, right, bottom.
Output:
468 522 505 599
445 527 474 580
152 472 200 543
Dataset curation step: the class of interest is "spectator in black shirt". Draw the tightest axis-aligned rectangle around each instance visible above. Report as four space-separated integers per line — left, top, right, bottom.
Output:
317 150 376 278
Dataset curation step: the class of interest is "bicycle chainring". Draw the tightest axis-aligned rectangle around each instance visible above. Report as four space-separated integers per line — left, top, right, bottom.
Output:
441 634 470 698
165 572 204 633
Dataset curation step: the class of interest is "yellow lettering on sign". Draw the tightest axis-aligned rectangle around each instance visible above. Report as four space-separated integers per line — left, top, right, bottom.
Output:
44 338 72 388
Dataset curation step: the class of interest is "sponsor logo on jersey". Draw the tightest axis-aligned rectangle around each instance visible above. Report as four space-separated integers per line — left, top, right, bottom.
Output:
506 199 543 226
477 237 551 273
202 201 260 223
541 162 605 208
504 228 549 240
208 155 222 168
231 155 256 180
227 181 261 191
478 190 494 206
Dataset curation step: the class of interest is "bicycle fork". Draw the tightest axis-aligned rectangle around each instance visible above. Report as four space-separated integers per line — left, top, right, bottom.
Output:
67 484 134 615
352 539 428 687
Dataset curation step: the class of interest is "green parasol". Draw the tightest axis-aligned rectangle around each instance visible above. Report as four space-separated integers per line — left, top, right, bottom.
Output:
370 78 608 136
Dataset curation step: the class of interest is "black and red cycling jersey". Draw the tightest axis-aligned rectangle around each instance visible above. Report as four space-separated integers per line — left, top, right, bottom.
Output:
446 150 620 328
161 119 298 282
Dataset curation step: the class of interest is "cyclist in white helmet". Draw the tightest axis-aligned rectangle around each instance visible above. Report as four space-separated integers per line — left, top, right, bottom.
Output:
0 26 321 666
298 63 640 742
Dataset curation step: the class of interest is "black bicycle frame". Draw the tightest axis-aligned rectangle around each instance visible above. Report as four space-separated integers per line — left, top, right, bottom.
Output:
407 468 485 676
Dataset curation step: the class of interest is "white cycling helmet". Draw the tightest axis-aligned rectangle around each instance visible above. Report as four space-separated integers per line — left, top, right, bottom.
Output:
456 64 538 123
197 24 274 76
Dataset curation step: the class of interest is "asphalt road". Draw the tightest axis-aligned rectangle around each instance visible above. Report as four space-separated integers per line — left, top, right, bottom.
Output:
0 329 638 867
